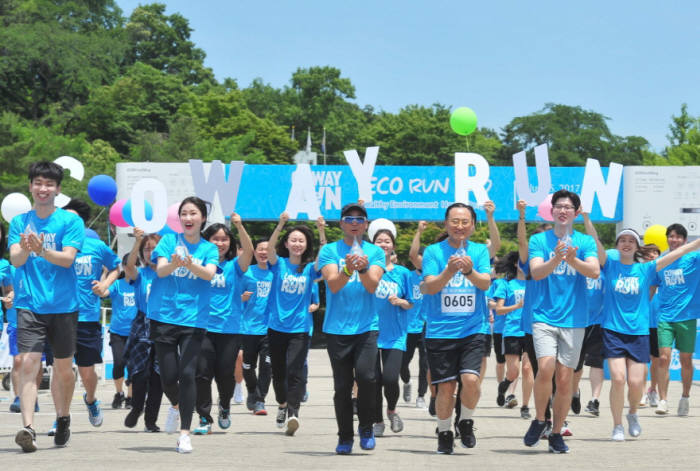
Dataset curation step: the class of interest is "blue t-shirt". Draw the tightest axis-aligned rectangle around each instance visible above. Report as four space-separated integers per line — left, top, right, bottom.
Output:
374 265 413 351
132 266 157 314
422 239 490 339
74 237 120 323
8 208 85 314
602 259 657 335
586 274 605 326
268 257 321 334
240 264 273 336
518 260 539 335
650 292 660 329
0 259 9 325
656 252 700 322
108 278 137 336
319 240 386 335
494 278 526 338
309 282 320 336
1 264 17 326
488 278 507 334
405 270 425 334
528 230 598 328
207 257 245 334
148 234 219 329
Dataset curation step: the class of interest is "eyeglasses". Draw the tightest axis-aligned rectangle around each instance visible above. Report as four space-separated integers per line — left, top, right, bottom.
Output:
448 219 472 227
342 216 366 224
553 204 576 211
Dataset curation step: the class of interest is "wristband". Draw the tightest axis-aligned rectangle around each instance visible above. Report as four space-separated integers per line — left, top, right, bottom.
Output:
358 267 368 274
463 268 473 276
343 265 352 277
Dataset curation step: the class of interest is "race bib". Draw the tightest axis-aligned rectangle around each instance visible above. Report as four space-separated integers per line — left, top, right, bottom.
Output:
440 292 476 315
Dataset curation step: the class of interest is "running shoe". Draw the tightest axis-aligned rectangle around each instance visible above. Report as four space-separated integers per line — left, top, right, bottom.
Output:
112 392 125 409
428 396 436 417
285 416 299 436
48 420 57 437
233 382 244 404
585 399 600 416
403 382 412 403
626 413 641 437
561 421 573 437
246 394 256 411
54 415 71 447
497 380 509 407
520 406 531 420
124 407 141 428
10 396 20 413
457 419 476 448
571 390 581 414
144 424 161 433
276 406 287 428
541 420 553 438
655 399 669 415
358 426 376 450
164 406 180 434
416 396 427 409
437 430 454 454
176 434 192 453
373 422 385 437
193 417 212 435
124 396 132 409
335 439 353 455
505 394 518 409
523 419 547 447
611 424 625 442
253 401 267 416
388 411 404 433
678 396 690 416
83 393 104 427
15 426 37 453
218 406 231 429
648 390 659 407
548 433 569 453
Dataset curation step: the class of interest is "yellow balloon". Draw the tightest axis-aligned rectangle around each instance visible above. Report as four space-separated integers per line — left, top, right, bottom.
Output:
643 224 669 252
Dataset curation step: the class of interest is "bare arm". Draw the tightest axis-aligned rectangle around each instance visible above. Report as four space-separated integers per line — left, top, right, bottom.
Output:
655 238 700 272
314 216 326 272
484 200 501 258
388 294 413 310
157 255 183 278
10 241 31 268
495 297 524 315
232 213 254 273
516 200 529 264
125 228 144 281
322 263 352 294
422 256 461 295
409 221 427 269
267 212 288 266
583 213 607 266
92 267 119 297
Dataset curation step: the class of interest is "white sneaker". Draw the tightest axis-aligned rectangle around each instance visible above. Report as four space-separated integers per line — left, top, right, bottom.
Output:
639 392 648 407
233 382 244 404
626 413 641 437
611 424 625 441
416 396 427 409
165 407 180 434
285 416 299 436
648 390 659 407
176 434 192 453
655 399 669 415
678 396 690 416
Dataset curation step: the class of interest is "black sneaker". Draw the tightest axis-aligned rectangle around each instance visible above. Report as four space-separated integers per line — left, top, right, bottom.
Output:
124 396 132 409
112 392 125 409
144 423 161 433
505 394 518 409
276 406 287 428
428 397 436 417
437 430 454 454
523 419 546 447
124 408 142 428
15 426 37 453
54 416 71 447
457 419 476 448
585 399 600 417
548 433 569 453
497 380 508 406
571 390 581 415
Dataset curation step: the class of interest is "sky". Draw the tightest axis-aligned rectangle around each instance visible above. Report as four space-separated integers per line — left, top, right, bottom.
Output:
117 0 700 152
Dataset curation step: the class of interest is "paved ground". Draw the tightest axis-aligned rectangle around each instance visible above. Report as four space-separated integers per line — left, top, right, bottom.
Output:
1 349 698 470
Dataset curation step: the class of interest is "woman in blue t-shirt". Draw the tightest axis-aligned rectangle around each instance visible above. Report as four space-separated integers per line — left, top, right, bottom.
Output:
589 226 700 442
371 228 413 437
193 213 253 435
266 212 325 436
148 196 219 454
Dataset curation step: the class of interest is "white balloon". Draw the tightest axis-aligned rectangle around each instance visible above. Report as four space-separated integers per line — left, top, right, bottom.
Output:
53 155 84 208
1 193 32 223
368 218 396 242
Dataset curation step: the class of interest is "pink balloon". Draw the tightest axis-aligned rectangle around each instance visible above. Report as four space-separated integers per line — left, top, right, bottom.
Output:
109 199 129 227
166 203 183 233
537 194 554 222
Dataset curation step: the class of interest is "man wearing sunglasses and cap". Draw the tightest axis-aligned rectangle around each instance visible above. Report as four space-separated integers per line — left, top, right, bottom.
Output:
319 202 386 455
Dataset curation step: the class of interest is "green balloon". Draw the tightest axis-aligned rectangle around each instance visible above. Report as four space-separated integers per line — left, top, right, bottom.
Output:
450 107 478 136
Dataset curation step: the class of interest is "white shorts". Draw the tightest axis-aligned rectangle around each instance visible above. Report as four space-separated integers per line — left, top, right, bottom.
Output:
532 322 585 369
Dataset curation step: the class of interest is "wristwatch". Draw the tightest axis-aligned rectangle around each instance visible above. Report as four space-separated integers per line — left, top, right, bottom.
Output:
358 267 368 274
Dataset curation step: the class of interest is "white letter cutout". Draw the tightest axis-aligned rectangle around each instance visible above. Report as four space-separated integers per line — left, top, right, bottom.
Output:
454 153 490 206
580 158 623 218
131 178 168 233
285 164 321 220
189 160 244 215
512 144 552 206
343 147 379 202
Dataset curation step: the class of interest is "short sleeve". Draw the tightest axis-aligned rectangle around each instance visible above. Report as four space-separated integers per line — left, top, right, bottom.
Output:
493 280 507 300
422 245 440 278
153 234 174 263
474 245 490 275
8 215 23 248
203 243 219 266
580 234 598 260
62 213 85 251
529 233 546 260
318 244 335 270
102 243 120 271
368 245 386 272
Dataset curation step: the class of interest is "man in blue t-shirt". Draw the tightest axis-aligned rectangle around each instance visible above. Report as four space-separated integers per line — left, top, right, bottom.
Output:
319 202 385 455
522 190 599 454
9 162 85 452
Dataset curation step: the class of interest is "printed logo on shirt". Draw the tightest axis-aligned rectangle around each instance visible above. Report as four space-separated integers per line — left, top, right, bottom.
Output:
375 279 398 299
663 269 685 287
174 258 205 279
549 252 577 276
614 276 640 295
587 277 603 290
74 255 93 276
447 271 474 288
412 284 423 300
514 289 525 304
211 272 225 288
281 273 307 295
30 233 58 258
123 293 136 307
257 280 271 298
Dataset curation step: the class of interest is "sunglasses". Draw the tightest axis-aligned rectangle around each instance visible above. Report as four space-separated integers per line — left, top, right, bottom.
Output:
342 216 366 224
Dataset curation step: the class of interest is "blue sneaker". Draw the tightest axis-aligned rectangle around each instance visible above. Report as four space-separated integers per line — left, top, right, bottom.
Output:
48 420 57 437
83 393 103 427
218 406 231 429
193 417 212 435
358 426 375 450
10 396 21 413
335 439 353 455
548 433 569 453
524 419 547 447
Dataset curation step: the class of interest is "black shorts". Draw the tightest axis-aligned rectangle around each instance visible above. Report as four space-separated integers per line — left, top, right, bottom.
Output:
649 327 659 358
17 309 78 359
483 332 492 358
425 334 487 384
503 336 526 356
75 322 103 367
150 319 206 345
492 332 505 363
575 324 604 372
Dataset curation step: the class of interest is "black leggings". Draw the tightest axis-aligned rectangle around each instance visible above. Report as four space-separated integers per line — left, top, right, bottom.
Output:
152 321 205 431
268 328 309 414
400 332 429 397
195 332 240 423
241 334 272 403
326 331 378 441
374 348 403 422
109 333 128 380
130 353 163 428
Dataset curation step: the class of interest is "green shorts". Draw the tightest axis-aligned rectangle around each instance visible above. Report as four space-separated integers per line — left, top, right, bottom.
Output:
657 319 698 353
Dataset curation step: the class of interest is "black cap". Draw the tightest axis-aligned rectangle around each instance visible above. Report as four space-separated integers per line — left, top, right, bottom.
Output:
340 202 368 218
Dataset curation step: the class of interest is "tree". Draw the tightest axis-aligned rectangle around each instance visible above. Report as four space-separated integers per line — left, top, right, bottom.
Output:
667 103 695 147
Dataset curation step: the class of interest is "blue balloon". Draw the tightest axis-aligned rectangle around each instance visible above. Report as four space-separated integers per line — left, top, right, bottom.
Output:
122 200 153 227
87 175 117 206
85 228 101 240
